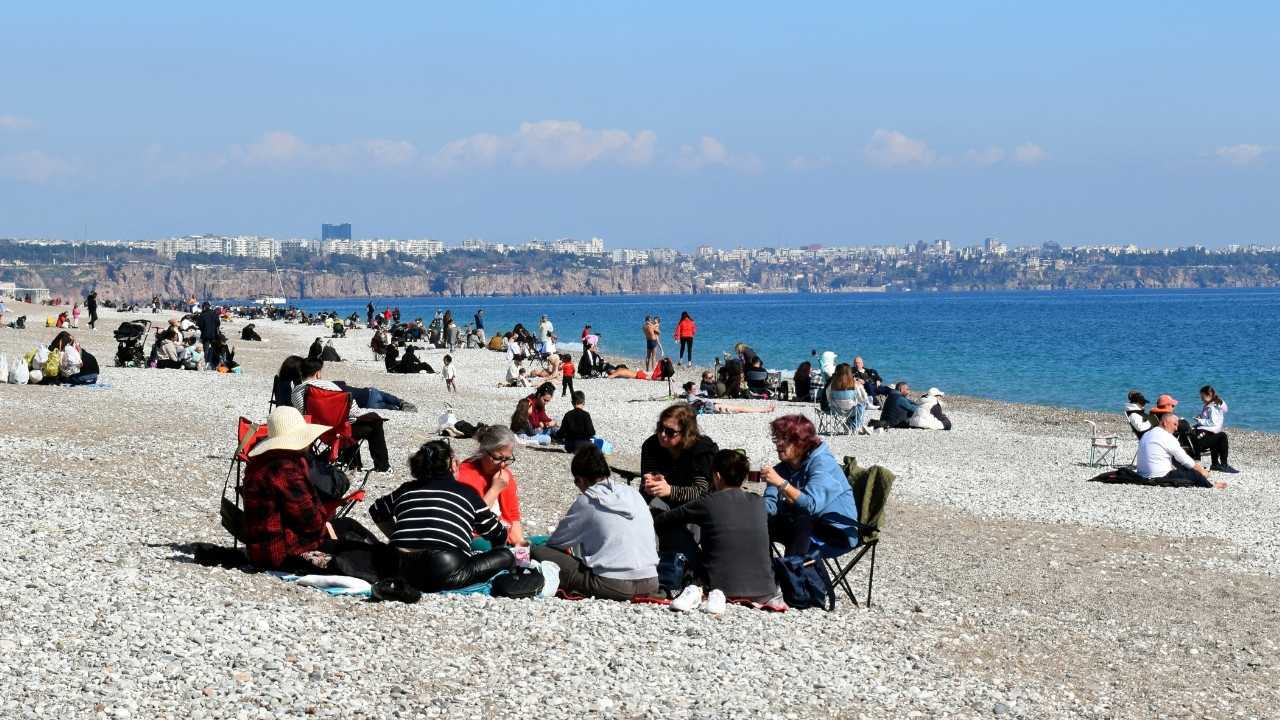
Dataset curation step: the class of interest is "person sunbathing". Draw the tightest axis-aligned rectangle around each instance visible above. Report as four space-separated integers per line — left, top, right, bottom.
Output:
683 382 774 415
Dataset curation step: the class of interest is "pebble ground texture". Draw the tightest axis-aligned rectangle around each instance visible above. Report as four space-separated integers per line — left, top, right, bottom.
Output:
1 300 1277 719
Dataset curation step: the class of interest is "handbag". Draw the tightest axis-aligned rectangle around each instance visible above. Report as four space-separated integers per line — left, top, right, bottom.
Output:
772 550 835 611
491 567 544 599
307 456 351 502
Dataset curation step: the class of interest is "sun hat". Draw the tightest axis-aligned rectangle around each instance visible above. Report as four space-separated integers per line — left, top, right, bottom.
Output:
248 406 331 457
924 387 945 398
1151 394 1178 414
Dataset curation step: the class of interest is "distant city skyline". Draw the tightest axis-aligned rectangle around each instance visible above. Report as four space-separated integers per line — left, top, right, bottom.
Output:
1 4 1276 248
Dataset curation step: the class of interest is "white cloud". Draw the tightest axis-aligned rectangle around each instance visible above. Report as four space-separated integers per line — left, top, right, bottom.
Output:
431 120 657 172
231 131 418 170
963 146 1006 167
864 129 935 168
0 150 76 183
0 115 33 131
674 136 762 173
1013 142 1048 165
1214 144 1268 166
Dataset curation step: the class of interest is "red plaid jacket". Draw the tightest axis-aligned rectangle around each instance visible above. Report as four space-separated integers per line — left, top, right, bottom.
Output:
242 450 329 569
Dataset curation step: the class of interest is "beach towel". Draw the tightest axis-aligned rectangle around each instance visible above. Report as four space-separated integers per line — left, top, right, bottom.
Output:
265 571 373 597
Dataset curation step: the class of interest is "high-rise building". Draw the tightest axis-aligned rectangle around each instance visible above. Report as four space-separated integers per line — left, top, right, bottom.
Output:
322 223 352 241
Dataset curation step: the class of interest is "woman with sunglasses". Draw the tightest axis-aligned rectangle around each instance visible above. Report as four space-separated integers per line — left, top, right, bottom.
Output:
455 425 529 546
760 414 859 556
640 404 720 508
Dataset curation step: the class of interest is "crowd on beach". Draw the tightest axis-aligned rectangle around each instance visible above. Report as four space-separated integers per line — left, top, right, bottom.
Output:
4 291 1244 612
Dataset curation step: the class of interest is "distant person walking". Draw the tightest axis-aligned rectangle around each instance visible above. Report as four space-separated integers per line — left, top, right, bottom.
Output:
366 301 374 327
675 311 696 368
474 309 486 344
197 302 221 370
85 291 98 330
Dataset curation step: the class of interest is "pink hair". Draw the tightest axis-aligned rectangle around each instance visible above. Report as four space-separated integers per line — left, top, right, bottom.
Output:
770 414 821 454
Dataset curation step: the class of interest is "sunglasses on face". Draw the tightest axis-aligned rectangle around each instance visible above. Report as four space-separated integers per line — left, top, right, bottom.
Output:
659 425 683 438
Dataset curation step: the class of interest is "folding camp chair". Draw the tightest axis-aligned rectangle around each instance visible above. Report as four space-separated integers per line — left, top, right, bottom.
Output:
815 404 853 436
824 456 893 608
221 417 269 545
1086 420 1120 467
302 385 371 517
268 375 295 416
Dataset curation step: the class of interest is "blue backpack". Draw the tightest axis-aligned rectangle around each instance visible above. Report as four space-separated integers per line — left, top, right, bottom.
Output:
772 550 835 611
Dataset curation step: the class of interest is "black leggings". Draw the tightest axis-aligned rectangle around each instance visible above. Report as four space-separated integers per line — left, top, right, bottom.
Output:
1193 430 1229 467
400 547 515 592
679 338 693 362
562 376 574 396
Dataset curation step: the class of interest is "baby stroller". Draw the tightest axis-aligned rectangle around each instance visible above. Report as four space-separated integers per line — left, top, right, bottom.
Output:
113 320 151 367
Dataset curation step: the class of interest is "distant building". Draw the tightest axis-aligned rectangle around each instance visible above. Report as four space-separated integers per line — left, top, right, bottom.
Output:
322 223 352 241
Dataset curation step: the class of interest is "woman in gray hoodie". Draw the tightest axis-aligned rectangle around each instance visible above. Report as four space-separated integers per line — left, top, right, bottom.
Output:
532 446 660 600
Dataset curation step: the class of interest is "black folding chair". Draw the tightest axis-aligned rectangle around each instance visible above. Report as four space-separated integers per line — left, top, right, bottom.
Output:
823 456 894 608
268 375 294 416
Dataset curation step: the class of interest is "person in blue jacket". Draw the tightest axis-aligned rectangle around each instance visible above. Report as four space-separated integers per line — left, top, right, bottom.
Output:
761 414 859 556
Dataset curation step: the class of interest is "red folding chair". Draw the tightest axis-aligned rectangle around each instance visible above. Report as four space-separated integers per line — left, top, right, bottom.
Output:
302 385 371 517
221 417 269 545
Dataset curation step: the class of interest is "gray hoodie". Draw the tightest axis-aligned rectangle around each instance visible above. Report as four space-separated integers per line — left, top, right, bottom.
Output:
546 478 659 581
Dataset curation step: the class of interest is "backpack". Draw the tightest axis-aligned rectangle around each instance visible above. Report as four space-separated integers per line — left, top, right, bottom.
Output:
772 550 834 610
307 455 351 502
490 567 544 599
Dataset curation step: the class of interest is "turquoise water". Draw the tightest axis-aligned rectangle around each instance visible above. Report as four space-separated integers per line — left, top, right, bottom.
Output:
294 289 1280 433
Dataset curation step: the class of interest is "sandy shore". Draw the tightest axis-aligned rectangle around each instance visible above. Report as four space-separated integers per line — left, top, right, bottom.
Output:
1 299 1277 719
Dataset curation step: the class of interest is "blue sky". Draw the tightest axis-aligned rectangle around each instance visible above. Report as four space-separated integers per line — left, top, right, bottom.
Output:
1 2 1276 248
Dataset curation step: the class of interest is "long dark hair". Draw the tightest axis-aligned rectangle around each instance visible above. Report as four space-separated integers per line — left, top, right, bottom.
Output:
278 355 305 384
49 331 73 351
680 311 691 321
510 398 534 435
1200 385 1223 406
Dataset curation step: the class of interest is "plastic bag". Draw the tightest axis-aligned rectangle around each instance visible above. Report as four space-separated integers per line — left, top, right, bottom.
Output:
8 357 28 384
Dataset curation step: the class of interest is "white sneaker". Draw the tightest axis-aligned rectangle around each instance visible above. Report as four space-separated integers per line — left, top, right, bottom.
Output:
670 585 703 612
703 589 726 616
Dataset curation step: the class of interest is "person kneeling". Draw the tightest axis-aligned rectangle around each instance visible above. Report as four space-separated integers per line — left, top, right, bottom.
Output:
655 450 783 612
369 440 516 592
531 446 660 600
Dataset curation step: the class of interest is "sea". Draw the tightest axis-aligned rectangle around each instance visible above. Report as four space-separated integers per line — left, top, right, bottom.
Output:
293 289 1280 433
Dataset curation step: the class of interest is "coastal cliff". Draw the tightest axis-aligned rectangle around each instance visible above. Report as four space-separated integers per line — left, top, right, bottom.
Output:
1 261 700 302
4 259 1279 303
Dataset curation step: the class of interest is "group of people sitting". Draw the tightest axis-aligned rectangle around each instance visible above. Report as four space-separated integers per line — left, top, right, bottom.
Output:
1127 387 1237 485
238 397 863 611
509 382 602 452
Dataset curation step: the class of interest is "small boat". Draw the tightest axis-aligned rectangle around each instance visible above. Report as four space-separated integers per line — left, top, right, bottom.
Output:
256 296 287 306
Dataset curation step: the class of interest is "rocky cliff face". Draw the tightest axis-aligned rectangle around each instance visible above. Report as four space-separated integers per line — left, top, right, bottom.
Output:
2 262 698 302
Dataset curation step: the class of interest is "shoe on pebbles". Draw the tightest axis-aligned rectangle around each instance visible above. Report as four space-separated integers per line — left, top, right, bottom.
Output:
670 585 703 612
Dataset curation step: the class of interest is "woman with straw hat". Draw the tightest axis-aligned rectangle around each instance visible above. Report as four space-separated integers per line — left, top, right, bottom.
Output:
240 406 342 570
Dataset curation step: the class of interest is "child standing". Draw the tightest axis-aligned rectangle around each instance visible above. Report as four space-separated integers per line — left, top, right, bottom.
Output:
442 354 457 392
71 303 82 329
561 354 575 397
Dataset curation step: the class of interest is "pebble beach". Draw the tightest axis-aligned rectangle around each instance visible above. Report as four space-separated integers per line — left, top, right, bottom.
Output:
1 300 1277 719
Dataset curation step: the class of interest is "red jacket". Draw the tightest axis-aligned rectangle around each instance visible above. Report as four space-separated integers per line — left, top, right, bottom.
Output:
675 317 696 340
241 451 329 569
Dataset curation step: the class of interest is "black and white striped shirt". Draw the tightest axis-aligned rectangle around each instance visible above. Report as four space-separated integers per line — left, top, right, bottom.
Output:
369 477 505 552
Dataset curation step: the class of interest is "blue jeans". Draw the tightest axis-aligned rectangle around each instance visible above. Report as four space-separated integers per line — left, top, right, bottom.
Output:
336 383 403 411
848 404 866 431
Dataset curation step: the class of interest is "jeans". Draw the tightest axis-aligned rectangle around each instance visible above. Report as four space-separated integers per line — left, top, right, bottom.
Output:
848 404 866 431
562 376 574 396
65 372 98 386
532 545 658 600
768 510 853 557
335 383 403 411
678 338 693 362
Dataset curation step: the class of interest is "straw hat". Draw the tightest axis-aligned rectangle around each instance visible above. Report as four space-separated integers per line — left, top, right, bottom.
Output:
248 406 331 457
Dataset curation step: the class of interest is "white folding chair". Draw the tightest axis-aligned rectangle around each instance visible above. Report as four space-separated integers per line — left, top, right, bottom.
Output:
1086 421 1120 467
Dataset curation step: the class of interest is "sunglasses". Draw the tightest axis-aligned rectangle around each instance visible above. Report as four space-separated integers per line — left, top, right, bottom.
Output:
488 451 516 466
659 425 683 438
